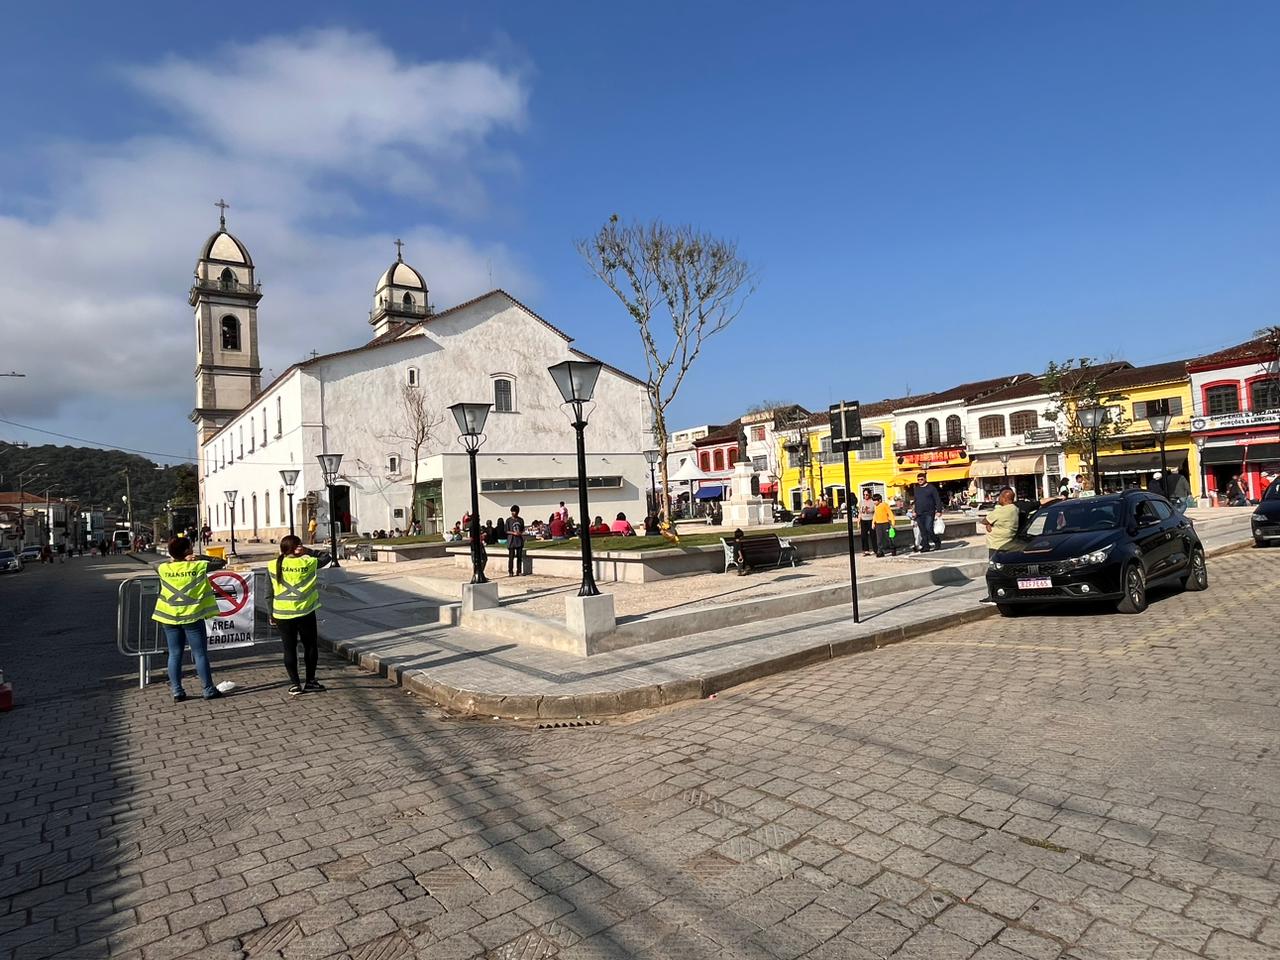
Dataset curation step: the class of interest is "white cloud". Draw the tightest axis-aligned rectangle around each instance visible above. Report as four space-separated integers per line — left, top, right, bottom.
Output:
0 30 532 453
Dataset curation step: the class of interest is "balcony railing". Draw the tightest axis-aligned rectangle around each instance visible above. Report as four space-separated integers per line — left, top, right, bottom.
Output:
370 300 430 320
893 434 966 452
191 278 262 297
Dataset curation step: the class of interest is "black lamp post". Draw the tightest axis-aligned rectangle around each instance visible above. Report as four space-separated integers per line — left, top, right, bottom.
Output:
1078 405 1108 493
224 489 238 557
644 448 659 517
449 402 492 584
279 469 300 538
999 452 1011 489
548 359 603 597
1147 411 1171 488
317 453 344 567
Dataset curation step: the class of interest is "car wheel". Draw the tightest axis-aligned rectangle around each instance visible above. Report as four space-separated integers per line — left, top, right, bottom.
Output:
1116 563 1147 614
997 603 1021 618
1182 548 1208 592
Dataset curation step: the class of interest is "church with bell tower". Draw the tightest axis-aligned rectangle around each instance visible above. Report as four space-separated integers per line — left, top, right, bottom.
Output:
190 200 262 444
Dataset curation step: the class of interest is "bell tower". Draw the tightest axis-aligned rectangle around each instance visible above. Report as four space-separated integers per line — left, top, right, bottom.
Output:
190 199 262 443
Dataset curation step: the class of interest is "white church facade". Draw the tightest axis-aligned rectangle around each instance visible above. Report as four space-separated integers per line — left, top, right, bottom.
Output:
191 217 651 543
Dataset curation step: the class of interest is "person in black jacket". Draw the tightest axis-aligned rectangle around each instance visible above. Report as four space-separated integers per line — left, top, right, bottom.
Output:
912 472 942 552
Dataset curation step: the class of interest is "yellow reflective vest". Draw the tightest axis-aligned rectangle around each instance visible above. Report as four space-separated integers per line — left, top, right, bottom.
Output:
269 555 320 619
152 560 219 625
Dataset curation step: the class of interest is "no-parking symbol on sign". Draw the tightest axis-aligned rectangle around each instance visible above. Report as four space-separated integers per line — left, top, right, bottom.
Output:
207 570 255 648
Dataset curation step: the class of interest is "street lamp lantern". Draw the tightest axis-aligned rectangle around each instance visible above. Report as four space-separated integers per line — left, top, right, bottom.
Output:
448 402 492 583
279 469 300 538
224 489 239 557
1077 405 1109 493
643 448 660 517
1147 411 1172 493
998 452 1011 488
548 359 603 596
316 454 345 567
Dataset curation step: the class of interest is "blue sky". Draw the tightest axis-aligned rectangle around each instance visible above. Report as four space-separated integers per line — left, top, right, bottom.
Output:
1 2 1277 461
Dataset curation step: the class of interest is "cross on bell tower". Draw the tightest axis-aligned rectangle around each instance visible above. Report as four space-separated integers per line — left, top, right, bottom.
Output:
215 198 230 229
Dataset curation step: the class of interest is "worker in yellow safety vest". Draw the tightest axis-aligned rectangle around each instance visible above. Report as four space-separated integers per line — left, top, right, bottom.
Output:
152 536 227 702
268 535 332 696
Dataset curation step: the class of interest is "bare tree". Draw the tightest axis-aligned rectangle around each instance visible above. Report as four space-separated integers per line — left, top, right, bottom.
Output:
577 216 755 517
380 382 444 531
1253 326 1280 444
1041 358 1130 486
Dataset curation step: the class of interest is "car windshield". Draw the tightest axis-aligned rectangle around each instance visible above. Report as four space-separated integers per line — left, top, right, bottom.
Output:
0 551 14 559
1265 482 1280 501
1025 500 1122 535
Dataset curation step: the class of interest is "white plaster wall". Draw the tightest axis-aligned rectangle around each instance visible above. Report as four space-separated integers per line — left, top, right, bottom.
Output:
964 395 1059 455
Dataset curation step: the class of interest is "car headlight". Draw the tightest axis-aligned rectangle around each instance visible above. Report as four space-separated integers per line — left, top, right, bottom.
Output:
1062 545 1113 569
988 560 1005 571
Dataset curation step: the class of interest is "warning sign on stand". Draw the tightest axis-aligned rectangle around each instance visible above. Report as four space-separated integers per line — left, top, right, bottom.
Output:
207 570 255 648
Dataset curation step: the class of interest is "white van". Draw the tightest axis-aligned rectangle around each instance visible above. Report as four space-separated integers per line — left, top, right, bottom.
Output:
112 529 132 552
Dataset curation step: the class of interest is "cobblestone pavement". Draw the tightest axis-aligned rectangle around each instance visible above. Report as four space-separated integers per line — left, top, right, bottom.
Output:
1 551 1278 959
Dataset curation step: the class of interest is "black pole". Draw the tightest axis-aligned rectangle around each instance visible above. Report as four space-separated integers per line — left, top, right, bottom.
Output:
327 483 341 568
842 448 860 622
573 419 599 597
229 509 237 557
1091 427 1100 493
648 463 657 517
1158 433 1168 486
287 492 296 538
1002 466 1009 488
466 448 487 584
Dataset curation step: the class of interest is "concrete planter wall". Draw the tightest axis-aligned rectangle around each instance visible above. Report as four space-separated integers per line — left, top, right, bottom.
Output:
372 542 450 562
446 519 980 583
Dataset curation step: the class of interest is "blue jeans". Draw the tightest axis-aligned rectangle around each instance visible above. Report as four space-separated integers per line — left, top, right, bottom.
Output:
916 510 940 549
162 620 216 698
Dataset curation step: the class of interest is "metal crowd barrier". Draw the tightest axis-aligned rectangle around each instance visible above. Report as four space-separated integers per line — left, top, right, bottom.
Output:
117 571 272 689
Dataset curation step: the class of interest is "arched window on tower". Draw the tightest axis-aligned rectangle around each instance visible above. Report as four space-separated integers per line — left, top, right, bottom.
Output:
221 316 241 351
219 267 236 290
402 293 415 309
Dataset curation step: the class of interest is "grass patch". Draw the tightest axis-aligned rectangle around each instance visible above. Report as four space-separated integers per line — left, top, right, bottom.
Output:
524 523 857 553
347 534 444 546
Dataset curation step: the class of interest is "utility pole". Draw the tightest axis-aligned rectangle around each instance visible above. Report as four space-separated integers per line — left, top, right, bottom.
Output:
16 463 46 549
120 468 133 533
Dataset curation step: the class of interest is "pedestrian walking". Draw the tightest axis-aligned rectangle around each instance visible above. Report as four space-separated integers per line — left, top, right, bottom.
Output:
152 536 225 703
912 472 942 552
268 535 331 696
872 494 896 557
982 487 1019 559
307 515 318 544
506 505 525 576
857 489 875 556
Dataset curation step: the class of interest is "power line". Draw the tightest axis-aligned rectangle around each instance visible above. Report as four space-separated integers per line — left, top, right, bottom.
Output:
0 417 196 463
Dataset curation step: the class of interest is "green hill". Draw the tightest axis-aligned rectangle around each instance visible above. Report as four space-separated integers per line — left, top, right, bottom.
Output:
0 445 197 522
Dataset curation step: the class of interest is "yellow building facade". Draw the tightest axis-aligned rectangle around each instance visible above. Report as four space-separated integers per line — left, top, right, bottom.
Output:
1062 361 1200 496
774 403 900 511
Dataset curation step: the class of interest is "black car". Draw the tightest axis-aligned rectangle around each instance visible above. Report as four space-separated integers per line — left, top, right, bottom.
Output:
986 490 1206 616
1253 481 1280 546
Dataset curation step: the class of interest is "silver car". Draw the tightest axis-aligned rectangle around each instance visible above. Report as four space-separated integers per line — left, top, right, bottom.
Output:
0 549 23 573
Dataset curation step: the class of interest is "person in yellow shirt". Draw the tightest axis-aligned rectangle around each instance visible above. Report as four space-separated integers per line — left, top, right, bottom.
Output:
982 487 1020 558
151 536 227 702
307 515 318 545
872 494 896 557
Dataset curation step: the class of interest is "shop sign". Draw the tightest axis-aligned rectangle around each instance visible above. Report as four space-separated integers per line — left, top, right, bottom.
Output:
1023 427 1057 443
1192 410 1280 432
898 447 966 467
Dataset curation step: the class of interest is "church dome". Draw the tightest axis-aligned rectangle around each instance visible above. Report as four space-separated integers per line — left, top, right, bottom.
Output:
377 259 426 291
199 229 253 267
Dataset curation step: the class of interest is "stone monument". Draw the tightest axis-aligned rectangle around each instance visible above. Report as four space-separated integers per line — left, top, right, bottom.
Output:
722 424 770 527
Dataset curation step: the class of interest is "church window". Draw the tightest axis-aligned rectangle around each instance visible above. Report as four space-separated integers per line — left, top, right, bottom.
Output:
219 267 236 290
238 426 244 458
249 417 255 452
262 409 268 446
279 488 285 524
403 293 415 309
407 367 419 388
240 498 245 524
387 455 400 475
264 490 271 526
221 316 241 351
275 397 282 436
493 377 514 413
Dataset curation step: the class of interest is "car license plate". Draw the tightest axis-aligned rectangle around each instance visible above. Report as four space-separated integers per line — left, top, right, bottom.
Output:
1017 577 1052 590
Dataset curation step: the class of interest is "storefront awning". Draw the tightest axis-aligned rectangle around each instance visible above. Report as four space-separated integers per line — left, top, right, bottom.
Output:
758 482 777 495
1097 452 1162 473
891 466 970 485
1202 442 1280 465
969 454 1044 478
695 485 724 500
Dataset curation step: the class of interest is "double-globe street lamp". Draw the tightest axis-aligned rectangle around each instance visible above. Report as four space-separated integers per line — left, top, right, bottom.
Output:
448 403 491 584
317 454 345 568
279 469 300 538
1077 404 1109 494
643 448 660 517
224 489 238 557
548 359 603 597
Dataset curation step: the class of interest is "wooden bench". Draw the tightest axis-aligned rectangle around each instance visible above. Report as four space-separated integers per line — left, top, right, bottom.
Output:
721 534 798 573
